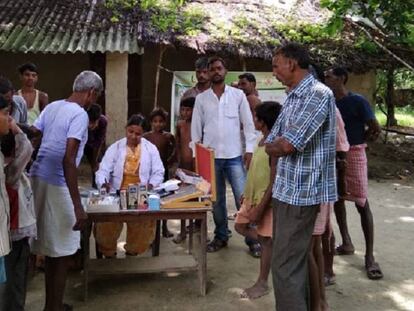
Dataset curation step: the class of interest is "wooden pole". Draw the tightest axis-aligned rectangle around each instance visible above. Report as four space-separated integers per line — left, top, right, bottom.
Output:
240 56 247 72
154 45 167 108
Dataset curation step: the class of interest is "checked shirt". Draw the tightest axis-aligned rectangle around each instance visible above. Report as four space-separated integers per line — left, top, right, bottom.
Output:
265 74 337 206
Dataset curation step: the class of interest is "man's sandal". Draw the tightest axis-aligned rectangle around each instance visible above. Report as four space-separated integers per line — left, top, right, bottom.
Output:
366 262 383 280
206 238 227 252
335 245 355 255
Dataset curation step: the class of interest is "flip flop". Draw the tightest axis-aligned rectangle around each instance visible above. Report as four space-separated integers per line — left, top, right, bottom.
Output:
248 243 262 258
324 275 336 286
366 262 383 280
335 245 355 255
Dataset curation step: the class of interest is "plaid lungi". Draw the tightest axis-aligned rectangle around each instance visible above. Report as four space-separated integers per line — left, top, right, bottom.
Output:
343 144 368 207
313 203 332 236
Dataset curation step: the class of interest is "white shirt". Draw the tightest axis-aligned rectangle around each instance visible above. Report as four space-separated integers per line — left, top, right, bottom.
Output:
95 137 165 191
191 86 256 159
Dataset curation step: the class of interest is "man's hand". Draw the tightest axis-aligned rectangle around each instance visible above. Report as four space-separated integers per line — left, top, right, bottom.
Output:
265 137 295 157
365 119 381 142
244 152 252 170
239 194 245 206
248 204 264 224
73 205 87 231
8 117 22 135
102 182 111 193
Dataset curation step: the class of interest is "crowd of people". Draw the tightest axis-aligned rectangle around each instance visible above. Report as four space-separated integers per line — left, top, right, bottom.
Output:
0 42 384 311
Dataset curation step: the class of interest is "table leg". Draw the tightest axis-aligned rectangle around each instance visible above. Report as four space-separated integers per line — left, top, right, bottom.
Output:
152 220 161 257
83 222 92 301
198 214 207 296
188 219 193 255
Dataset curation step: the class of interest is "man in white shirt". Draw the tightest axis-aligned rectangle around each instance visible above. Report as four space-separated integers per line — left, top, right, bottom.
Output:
191 57 256 252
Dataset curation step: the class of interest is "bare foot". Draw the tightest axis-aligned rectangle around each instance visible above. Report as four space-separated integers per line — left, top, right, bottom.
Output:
240 281 269 299
321 300 330 311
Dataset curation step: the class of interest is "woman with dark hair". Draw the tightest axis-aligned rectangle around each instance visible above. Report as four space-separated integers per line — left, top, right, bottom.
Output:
94 114 164 257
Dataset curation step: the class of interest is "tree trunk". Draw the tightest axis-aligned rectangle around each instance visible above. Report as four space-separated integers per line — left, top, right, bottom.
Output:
385 68 397 127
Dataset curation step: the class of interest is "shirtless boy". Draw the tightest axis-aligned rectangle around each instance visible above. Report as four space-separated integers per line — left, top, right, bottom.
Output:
173 97 196 243
144 107 176 237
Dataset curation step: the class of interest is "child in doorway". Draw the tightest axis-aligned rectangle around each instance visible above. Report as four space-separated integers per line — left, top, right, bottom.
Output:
144 107 176 237
235 101 281 299
172 97 197 243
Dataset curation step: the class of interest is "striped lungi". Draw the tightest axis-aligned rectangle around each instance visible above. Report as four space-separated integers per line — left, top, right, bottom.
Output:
343 144 368 207
313 203 332 236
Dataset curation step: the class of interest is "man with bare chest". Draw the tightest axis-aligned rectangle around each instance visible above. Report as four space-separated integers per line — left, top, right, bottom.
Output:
176 97 195 171
238 73 261 116
144 108 176 237
17 63 49 125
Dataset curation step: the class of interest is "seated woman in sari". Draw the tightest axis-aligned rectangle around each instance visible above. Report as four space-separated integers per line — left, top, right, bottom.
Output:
94 114 164 257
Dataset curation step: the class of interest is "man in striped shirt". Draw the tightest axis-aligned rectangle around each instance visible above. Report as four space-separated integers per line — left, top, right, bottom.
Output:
265 43 337 311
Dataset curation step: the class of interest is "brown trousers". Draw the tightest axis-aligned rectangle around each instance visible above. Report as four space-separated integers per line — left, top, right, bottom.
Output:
272 199 319 311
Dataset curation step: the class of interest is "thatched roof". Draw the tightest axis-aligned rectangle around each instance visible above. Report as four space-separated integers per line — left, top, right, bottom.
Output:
0 0 412 73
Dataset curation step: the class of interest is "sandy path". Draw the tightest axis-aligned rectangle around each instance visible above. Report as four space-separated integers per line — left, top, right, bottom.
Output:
25 179 414 310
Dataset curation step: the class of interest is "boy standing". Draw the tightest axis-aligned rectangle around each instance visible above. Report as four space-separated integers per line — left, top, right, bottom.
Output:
173 97 196 243
176 98 195 171
144 107 176 238
84 104 107 188
17 63 49 125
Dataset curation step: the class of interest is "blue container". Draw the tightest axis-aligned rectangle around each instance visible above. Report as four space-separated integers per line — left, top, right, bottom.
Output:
148 194 160 211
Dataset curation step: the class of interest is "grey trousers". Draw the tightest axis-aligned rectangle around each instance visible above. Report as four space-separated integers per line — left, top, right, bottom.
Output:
272 199 319 311
0 238 30 311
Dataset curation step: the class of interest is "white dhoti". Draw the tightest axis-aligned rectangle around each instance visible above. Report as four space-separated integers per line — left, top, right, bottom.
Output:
31 177 80 257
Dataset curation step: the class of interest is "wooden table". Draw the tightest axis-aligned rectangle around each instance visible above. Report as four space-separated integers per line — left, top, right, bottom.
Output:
82 207 211 301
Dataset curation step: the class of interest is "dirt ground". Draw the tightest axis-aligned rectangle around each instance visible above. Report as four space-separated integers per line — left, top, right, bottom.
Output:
25 134 414 311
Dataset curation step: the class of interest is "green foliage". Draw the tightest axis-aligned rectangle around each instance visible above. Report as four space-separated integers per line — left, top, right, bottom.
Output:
275 23 335 43
354 35 379 53
149 2 204 34
377 69 414 95
321 0 414 45
375 107 414 127
104 0 139 23
104 0 204 35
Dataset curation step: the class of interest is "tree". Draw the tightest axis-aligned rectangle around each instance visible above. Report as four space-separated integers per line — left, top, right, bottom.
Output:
321 0 414 127
321 0 414 46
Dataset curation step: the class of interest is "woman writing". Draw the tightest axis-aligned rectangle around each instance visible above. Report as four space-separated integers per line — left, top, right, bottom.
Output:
94 114 164 257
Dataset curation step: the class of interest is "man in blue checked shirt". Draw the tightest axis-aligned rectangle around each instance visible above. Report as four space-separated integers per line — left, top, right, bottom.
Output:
265 43 337 311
